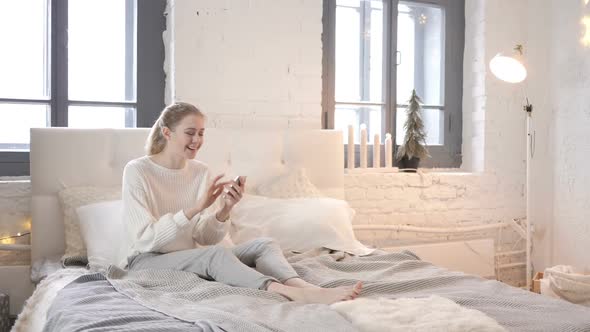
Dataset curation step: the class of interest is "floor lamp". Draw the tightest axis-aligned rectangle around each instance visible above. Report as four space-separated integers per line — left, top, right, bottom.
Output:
489 45 534 290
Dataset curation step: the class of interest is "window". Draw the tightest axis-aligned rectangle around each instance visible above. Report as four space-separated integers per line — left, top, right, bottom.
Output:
323 0 464 167
0 0 165 176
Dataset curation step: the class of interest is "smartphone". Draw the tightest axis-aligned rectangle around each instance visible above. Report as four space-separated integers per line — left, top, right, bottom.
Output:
233 175 242 187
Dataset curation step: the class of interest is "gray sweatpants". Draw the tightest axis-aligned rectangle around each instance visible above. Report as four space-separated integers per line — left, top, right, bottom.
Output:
128 237 299 290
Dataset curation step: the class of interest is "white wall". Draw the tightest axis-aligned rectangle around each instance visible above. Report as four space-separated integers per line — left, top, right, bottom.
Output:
527 0 590 273
549 0 590 272
525 0 554 274
166 0 323 130
0 177 31 266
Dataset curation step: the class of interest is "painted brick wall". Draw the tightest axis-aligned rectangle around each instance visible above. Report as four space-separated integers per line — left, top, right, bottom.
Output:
524 0 554 273
461 0 486 173
0 178 31 266
167 0 323 130
345 171 525 286
527 0 590 273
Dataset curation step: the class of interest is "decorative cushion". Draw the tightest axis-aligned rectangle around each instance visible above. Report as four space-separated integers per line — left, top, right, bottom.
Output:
58 186 121 260
256 168 323 199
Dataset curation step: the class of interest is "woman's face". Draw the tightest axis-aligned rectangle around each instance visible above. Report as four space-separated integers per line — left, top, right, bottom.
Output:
167 114 205 160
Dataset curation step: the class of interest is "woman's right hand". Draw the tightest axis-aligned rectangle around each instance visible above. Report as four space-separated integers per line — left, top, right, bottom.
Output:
185 174 229 219
198 174 230 211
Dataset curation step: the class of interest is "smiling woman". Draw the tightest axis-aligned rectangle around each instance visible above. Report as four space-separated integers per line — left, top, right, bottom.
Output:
145 102 206 164
120 101 363 304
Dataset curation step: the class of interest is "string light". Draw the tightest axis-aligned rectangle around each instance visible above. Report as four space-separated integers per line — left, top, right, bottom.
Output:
419 13 427 25
0 231 30 242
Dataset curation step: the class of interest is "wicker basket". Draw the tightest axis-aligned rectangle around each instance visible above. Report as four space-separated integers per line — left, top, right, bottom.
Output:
0 293 9 332
532 272 544 294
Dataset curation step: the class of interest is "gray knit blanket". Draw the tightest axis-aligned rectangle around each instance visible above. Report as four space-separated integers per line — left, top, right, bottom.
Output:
43 250 590 331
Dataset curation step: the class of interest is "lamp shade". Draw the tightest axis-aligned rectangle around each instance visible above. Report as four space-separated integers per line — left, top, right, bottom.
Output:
489 54 527 83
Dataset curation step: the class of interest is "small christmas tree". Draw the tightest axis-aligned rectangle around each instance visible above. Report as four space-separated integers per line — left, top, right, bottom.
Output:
397 89 430 163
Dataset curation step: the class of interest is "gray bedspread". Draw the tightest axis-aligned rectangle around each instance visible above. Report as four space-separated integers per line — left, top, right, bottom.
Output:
44 250 590 332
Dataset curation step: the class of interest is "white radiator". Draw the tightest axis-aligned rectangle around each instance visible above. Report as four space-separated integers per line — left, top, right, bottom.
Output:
384 239 496 279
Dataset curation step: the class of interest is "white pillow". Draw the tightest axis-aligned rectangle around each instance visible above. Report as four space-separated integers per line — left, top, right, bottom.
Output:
76 200 126 269
256 168 323 199
230 195 374 256
58 186 121 260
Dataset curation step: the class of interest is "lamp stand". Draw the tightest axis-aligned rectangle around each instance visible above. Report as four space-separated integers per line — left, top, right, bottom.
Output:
525 102 533 290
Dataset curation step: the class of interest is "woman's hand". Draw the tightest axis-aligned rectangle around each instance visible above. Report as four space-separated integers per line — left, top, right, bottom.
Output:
216 176 246 221
185 174 229 220
198 174 229 211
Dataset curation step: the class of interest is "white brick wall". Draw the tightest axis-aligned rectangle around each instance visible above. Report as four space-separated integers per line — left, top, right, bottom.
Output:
0 178 31 266
461 0 486 173
527 0 590 272
345 172 523 239
168 0 322 130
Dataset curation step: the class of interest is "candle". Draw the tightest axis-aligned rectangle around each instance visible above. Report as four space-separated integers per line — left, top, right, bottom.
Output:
385 133 392 168
347 125 355 169
373 133 380 168
360 124 367 168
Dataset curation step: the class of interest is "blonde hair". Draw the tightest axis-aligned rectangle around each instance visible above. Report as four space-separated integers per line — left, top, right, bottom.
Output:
146 102 204 155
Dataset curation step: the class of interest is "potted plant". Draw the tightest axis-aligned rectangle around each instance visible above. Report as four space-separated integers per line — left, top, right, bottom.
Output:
396 89 430 172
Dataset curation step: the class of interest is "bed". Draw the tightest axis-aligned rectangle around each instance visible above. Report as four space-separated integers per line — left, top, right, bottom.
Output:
13 128 590 332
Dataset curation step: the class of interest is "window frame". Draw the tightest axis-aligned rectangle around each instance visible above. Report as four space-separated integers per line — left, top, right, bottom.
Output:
322 0 464 168
0 0 166 176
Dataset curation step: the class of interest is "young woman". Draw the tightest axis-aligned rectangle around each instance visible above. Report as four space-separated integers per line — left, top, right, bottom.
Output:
122 102 362 304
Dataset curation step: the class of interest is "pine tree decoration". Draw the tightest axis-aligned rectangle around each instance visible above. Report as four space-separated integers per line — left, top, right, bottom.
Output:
397 89 430 164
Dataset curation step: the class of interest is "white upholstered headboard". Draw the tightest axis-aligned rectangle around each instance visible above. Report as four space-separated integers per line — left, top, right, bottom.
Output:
30 128 343 262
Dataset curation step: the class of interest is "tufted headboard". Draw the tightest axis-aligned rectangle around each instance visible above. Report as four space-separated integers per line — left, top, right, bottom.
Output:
30 128 344 262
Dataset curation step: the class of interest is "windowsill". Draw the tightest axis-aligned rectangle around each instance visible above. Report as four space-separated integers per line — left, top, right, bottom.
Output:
0 176 30 183
345 168 478 176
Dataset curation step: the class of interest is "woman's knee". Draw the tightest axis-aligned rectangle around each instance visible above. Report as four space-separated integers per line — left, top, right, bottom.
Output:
248 237 282 255
209 245 237 261
251 237 279 249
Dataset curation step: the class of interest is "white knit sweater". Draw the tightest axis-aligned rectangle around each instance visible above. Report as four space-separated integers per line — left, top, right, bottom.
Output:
120 156 228 267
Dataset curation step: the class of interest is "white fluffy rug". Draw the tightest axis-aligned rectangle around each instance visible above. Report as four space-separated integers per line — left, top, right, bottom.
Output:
330 295 507 332
11 268 87 332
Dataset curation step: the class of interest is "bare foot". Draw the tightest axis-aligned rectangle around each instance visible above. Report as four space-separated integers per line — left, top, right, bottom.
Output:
284 278 320 288
268 281 363 304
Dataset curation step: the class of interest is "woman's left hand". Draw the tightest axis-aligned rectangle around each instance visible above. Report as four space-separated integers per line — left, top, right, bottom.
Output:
217 177 246 220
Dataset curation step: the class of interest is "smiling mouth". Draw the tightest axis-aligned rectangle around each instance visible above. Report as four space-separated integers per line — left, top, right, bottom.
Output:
186 146 197 151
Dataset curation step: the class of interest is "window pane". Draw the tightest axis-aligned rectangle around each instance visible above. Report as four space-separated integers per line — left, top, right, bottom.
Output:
397 2 444 106
0 103 50 150
335 104 383 144
335 3 361 102
335 0 385 103
396 5 415 104
69 0 136 102
369 1 384 102
0 0 49 99
396 107 444 146
68 106 135 128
